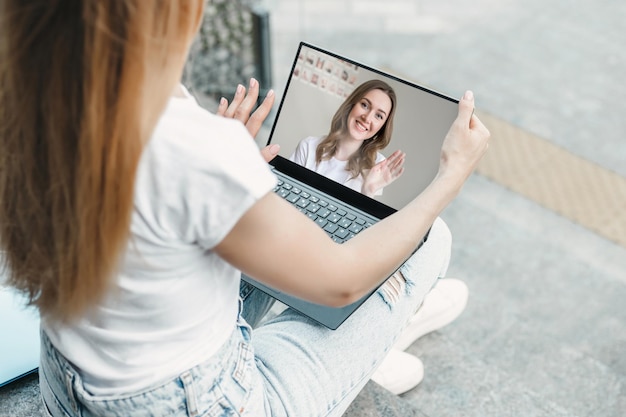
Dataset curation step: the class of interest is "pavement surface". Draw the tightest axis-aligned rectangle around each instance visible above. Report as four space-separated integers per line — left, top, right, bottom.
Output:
260 1 626 416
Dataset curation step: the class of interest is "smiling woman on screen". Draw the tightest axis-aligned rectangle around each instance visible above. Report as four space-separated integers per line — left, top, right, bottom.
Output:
290 79 406 198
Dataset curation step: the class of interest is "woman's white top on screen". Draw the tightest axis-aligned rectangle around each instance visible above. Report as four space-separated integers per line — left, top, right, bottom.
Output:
289 136 384 196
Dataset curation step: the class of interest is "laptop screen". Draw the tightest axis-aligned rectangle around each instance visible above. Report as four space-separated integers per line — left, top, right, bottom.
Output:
267 42 459 211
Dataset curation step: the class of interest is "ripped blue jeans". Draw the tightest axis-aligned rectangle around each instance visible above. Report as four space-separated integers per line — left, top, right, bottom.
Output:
39 218 451 417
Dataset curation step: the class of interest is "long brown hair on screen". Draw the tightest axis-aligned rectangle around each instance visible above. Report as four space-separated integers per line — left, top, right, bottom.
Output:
315 79 396 179
0 0 203 322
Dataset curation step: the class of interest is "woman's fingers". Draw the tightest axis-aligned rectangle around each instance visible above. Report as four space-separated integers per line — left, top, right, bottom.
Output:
245 89 275 138
216 96 229 116
386 151 405 172
222 84 246 119
221 78 261 122
260 143 280 163
216 78 276 139
438 91 491 181
233 78 261 122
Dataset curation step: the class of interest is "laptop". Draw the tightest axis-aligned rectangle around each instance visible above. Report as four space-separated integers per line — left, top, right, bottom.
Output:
0 284 40 387
242 42 459 330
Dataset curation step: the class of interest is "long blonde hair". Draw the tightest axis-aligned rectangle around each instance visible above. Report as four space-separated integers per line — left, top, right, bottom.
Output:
0 0 203 322
315 79 396 178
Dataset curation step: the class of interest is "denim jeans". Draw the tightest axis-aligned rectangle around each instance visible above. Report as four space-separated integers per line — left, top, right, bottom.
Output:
40 218 451 417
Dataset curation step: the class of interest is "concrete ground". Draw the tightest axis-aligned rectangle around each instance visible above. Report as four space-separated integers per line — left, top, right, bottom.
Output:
2 0 625 416
260 0 626 416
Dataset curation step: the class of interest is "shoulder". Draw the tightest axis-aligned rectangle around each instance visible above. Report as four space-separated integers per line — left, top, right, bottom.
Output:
300 136 325 154
152 97 253 161
134 96 276 245
299 136 323 148
145 96 271 188
294 136 323 155
304 136 322 143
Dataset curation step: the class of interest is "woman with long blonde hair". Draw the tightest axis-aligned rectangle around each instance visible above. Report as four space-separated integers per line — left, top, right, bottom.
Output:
291 79 406 197
0 1 489 415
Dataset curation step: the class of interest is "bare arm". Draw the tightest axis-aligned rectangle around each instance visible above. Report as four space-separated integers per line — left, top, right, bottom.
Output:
216 89 489 307
215 169 463 307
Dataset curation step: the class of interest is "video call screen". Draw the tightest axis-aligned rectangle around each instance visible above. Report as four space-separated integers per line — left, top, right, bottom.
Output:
269 43 459 210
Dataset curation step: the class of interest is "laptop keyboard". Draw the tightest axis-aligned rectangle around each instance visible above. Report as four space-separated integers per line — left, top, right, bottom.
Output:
274 175 375 243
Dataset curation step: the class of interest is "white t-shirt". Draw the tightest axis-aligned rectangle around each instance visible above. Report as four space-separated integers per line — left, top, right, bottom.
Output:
289 136 385 196
43 88 276 395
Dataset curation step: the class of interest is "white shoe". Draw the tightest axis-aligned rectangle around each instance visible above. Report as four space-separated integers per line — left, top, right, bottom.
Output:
370 349 424 395
393 278 469 351
370 279 467 395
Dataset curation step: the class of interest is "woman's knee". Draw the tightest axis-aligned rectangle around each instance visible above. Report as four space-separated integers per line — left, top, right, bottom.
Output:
378 217 452 308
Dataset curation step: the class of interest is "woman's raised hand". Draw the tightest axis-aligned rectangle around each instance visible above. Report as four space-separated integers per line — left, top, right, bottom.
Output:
437 91 490 186
361 149 406 197
216 78 279 162
217 78 275 139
